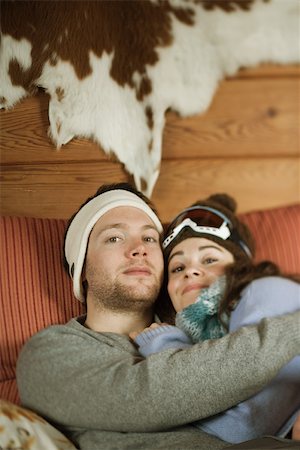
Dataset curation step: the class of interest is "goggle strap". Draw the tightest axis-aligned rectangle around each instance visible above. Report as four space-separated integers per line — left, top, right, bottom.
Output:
230 229 252 258
163 219 252 258
162 218 231 249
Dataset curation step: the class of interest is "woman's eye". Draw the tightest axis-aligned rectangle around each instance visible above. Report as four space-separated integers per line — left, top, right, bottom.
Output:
171 265 183 274
203 257 217 265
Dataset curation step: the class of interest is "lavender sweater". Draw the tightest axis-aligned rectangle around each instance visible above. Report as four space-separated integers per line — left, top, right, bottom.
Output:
135 277 300 443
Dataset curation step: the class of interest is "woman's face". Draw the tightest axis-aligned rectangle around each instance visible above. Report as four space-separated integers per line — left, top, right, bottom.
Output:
167 237 234 312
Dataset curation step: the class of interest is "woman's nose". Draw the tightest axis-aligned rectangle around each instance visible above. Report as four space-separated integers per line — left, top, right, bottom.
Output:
184 266 204 277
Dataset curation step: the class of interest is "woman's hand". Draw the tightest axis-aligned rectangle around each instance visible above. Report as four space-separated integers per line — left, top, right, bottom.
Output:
292 413 300 440
129 323 166 340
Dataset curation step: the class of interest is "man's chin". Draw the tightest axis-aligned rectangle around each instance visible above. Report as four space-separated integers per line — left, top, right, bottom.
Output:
125 285 157 302
114 287 158 313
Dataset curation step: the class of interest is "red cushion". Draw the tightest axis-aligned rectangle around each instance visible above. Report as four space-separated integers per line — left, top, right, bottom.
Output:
0 217 83 404
240 204 300 274
1 205 299 404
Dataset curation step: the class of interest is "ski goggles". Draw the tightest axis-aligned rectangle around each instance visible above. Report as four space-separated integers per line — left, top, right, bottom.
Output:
162 205 252 257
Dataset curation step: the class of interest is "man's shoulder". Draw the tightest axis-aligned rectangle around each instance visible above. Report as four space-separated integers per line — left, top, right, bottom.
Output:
16 319 75 361
19 316 135 357
28 316 81 340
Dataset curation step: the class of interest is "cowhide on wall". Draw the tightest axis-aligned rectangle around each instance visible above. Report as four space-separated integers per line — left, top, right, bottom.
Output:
1 0 299 196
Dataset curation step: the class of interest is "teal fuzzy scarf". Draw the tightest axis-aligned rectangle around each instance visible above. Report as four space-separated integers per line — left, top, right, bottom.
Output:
175 276 229 342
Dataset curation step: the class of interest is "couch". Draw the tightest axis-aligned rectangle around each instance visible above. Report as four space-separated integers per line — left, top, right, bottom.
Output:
1 205 299 448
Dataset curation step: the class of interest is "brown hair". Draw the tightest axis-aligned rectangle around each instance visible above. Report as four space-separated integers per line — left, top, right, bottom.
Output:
156 192 299 324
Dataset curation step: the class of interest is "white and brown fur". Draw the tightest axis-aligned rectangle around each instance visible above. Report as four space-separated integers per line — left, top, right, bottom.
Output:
1 0 299 196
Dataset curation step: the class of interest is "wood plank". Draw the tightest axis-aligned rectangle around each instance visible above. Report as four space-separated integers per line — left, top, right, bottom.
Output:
0 160 129 219
1 64 298 221
1 158 299 222
0 93 105 162
164 75 299 158
231 64 300 79
1 77 299 164
153 157 300 221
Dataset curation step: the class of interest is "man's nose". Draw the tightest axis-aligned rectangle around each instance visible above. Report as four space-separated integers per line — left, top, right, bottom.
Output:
128 241 147 257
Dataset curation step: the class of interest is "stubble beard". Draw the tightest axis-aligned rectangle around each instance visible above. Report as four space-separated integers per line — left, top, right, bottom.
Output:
87 269 161 313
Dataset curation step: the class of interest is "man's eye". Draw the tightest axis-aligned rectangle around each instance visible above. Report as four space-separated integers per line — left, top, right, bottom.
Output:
107 236 122 243
144 236 157 243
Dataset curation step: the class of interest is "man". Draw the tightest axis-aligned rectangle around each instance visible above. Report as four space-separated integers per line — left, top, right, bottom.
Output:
17 183 300 450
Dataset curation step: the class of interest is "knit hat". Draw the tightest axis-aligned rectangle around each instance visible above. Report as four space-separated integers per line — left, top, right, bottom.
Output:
163 193 255 261
65 189 163 302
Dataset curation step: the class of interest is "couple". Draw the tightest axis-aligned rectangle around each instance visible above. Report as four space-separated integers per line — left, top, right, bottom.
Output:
17 182 300 450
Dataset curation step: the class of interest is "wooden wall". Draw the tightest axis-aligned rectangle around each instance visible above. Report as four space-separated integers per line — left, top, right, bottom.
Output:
1 64 299 223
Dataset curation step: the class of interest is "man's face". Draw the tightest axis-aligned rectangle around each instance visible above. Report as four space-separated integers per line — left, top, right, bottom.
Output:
84 206 164 312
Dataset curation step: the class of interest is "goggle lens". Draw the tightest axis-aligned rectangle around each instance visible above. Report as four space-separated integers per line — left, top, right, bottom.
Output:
163 206 252 258
169 207 229 232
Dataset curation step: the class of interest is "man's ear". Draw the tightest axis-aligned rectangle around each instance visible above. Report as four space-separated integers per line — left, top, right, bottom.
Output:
82 280 88 300
82 264 86 282
81 264 88 300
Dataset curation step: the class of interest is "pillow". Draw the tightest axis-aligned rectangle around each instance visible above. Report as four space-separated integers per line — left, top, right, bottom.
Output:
239 203 300 274
0 216 84 404
0 204 299 404
0 399 76 450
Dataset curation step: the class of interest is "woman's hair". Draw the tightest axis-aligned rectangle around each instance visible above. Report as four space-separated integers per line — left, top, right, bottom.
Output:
156 192 299 325
155 258 300 326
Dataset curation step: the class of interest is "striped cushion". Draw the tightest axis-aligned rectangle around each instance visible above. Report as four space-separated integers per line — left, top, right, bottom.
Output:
240 204 300 274
0 204 299 404
0 217 83 404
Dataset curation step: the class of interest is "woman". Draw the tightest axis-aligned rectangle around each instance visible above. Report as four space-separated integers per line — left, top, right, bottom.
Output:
130 193 300 444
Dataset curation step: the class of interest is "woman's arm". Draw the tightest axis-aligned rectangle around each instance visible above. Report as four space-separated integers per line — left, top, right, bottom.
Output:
131 324 193 356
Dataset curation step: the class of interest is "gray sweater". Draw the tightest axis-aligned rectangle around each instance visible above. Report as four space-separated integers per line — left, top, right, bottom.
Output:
16 311 300 450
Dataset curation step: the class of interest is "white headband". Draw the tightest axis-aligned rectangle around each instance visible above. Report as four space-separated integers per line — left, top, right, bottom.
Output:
65 189 163 302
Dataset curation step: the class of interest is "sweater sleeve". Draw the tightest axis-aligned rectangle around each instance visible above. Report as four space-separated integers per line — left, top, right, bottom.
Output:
229 276 300 331
17 311 300 434
134 325 193 356
197 277 300 443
